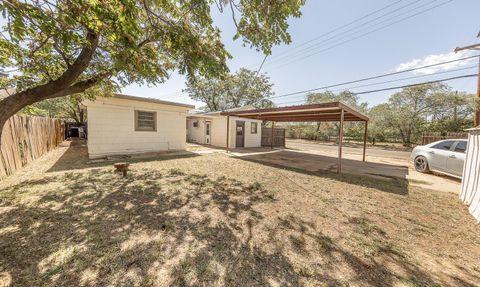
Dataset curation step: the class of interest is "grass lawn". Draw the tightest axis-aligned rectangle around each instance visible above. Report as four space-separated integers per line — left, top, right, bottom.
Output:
0 143 479 286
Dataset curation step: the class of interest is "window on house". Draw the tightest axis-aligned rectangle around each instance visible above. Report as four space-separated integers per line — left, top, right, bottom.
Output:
193 121 199 128
135 110 156 131
251 122 258 134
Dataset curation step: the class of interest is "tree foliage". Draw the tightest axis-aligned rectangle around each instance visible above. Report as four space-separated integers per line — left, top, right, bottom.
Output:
184 68 274 111
0 0 305 139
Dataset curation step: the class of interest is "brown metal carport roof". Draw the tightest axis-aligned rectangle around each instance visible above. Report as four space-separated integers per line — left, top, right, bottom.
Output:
220 102 369 174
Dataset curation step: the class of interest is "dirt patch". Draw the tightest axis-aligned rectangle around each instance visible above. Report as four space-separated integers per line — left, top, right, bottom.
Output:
0 143 479 286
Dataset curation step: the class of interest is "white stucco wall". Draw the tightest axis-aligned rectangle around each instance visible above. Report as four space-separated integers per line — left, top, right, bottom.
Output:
187 114 262 148
84 96 191 158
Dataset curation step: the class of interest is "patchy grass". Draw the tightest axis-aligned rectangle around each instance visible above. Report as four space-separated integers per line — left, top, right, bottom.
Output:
0 144 479 286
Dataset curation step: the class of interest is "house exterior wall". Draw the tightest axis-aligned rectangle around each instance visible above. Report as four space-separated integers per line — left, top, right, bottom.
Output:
186 117 207 144
187 115 262 148
84 97 190 159
460 128 480 222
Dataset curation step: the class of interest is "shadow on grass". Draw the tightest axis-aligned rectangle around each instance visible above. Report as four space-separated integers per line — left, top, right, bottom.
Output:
1 163 469 286
46 140 200 173
237 152 409 195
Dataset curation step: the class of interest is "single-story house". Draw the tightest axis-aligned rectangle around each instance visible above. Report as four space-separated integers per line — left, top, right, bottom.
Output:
83 94 194 159
186 107 263 149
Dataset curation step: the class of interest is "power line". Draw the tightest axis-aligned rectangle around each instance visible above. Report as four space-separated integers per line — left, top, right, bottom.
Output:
276 74 478 106
265 0 425 67
262 0 405 62
267 0 453 70
270 54 479 99
328 65 476 92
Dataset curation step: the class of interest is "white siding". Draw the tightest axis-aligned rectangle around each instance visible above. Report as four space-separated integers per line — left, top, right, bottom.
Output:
187 118 207 144
460 129 480 222
187 115 262 148
84 97 189 159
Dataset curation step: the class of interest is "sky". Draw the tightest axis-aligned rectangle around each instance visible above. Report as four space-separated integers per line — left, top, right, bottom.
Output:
123 0 480 109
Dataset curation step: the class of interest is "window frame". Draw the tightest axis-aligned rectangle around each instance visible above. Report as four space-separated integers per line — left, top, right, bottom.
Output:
452 140 467 153
193 121 199 128
251 122 258 134
134 110 157 132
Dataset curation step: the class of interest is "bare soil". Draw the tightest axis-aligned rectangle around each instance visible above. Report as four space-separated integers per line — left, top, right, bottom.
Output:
0 141 479 286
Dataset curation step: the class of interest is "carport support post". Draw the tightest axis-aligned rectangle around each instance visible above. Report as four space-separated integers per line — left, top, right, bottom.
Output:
226 115 230 153
338 109 344 174
363 121 368 162
271 121 275 149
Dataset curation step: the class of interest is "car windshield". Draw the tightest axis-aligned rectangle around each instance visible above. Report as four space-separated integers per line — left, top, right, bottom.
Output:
431 140 455 151
454 141 467 153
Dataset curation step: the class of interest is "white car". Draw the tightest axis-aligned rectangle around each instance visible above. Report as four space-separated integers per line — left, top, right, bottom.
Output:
410 139 467 179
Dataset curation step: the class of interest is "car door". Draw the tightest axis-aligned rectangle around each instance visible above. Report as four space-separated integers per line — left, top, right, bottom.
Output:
428 140 456 172
446 140 467 177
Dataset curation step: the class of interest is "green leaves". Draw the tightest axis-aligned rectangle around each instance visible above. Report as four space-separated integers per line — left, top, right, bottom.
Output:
184 68 274 111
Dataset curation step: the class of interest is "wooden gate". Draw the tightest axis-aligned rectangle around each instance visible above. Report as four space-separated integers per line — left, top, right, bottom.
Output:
261 127 285 147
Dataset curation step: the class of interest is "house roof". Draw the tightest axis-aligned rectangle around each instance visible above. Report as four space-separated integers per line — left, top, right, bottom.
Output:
220 102 368 122
113 94 195 109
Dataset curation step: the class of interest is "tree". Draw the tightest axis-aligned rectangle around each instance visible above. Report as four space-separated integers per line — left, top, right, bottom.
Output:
21 95 86 123
0 0 305 141
184 68 274 111
305 90 368 141
370 83 449 146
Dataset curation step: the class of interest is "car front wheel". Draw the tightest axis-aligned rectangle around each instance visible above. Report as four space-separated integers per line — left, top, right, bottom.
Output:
414 156 429 173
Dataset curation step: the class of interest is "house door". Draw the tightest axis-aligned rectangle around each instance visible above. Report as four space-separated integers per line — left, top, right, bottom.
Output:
205 121 211 145
236 121 245 148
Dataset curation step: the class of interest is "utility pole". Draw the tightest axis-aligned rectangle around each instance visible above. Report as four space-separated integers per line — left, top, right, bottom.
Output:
455 32 480 126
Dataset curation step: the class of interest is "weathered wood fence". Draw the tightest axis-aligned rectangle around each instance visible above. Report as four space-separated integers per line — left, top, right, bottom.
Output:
0 115 65 177
421 132 468 145
261 127 285 147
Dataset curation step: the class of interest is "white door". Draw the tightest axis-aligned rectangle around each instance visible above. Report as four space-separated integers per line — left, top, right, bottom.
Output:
205 122 211 145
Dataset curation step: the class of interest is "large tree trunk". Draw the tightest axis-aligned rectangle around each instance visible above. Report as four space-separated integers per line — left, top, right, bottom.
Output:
0 31 100 144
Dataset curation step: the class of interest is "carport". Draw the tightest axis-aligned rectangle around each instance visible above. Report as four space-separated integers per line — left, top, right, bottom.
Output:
221 102 369 173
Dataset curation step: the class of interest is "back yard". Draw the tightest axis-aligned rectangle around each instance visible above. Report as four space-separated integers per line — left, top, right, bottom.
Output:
1 141 479 287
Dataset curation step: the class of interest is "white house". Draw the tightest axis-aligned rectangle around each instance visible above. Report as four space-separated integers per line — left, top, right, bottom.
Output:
83 94 194 159
186 108 262 149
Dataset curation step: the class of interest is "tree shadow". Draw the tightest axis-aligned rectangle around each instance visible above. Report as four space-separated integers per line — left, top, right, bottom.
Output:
0 166 476 286
46 140 200 173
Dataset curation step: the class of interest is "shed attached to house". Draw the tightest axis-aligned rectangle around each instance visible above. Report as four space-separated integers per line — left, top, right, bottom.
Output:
187 108 262 149
83 94 194 159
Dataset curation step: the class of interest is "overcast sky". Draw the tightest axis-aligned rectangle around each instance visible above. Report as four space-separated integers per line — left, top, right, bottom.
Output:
122 0 480 109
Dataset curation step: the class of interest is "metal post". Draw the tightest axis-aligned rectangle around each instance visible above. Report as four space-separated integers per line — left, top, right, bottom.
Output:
270 121 275 149
226 116 230 153
338 109 344 174
363 121 368 162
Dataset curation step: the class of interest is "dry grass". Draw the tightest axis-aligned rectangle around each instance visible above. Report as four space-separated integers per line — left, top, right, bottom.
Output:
0 143 479 287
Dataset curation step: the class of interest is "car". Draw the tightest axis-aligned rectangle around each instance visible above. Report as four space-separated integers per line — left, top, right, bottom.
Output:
410 139 468 179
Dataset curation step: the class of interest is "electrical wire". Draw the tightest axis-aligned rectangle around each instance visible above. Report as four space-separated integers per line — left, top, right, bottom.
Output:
270 54 478 99
275 74 478 106
267 0 454 70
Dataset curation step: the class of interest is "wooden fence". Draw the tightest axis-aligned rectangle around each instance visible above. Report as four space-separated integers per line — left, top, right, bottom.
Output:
421 132 468 145
261 127 285 147
0 115 65 177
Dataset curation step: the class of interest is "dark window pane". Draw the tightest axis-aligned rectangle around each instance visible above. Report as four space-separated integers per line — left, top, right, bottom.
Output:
432 140 455 151
136 111 156 131
454 141 467 153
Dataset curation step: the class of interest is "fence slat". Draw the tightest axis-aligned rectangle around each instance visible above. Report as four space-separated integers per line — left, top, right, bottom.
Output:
261 127 286 147
0 115 65 178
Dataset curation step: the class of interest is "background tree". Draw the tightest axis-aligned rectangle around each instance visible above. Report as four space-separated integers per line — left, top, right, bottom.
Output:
305 90 368 141
21 95 86 123
184 68 274 111
0 0 305 140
